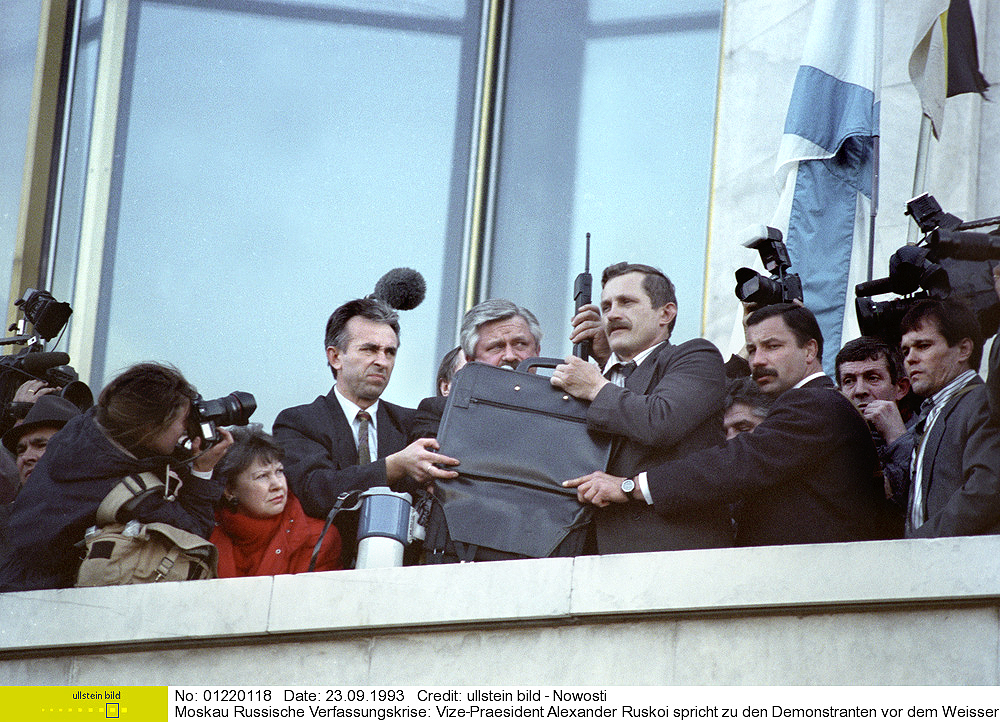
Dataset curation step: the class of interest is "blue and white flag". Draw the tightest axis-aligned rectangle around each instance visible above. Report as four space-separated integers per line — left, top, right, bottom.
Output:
773 0 882 372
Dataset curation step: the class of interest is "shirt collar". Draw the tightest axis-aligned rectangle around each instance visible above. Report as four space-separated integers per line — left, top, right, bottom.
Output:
793 371 827 389
333 384 380 428
925 369 978 412
602 340 666 376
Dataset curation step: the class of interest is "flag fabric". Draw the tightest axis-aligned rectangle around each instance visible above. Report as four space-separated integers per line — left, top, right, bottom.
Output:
909 0 990 138
772 0 882 375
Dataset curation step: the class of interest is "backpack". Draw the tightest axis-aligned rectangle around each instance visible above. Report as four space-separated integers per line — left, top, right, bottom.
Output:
75 470 218 586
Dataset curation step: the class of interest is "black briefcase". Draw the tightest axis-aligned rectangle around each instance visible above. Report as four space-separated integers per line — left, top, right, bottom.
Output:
433 358 613 559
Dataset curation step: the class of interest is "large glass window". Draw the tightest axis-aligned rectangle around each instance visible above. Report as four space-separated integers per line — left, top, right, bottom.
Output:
0 0 45 299
491 1 721 354
44 0 721 427
55 0 481 427
49 0 105 302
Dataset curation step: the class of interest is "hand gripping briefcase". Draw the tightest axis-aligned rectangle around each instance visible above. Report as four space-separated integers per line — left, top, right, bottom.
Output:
431 358 613 560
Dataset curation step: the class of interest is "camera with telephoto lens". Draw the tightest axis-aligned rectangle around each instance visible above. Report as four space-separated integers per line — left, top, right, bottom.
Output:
189 391 257 445
734 225 804 306
854 243 951 345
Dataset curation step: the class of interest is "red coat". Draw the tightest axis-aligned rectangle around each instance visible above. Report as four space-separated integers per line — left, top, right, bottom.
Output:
210 493 341 577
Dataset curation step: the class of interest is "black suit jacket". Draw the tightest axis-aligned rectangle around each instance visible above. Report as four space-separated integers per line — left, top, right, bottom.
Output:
908 376 1000 537
273 387 416 519
410 395 447 442
645 375 884 546
586 338 732 553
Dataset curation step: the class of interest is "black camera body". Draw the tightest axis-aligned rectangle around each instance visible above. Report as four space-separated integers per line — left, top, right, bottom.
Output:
14 289 73 341
855 193 1000 343
1 290 92 430
190 391 257 445
734 226 804 306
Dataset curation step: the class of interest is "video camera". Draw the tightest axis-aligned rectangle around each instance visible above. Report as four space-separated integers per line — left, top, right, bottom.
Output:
734 226 804 306
855 194 1000 344
1 289 92 428
189 391 257 446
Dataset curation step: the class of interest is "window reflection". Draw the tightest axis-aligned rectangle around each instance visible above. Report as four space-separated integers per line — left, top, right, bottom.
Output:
491 1 721 353
92 0 479 426
0 0 46 300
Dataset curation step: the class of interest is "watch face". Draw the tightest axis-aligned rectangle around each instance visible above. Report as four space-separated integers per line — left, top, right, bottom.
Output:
621 478 635 494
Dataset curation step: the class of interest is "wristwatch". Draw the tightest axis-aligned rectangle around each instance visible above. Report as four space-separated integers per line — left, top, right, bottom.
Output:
620 478 635 494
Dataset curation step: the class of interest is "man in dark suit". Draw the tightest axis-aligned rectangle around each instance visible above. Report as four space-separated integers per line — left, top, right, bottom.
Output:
551 262 731 553
564 303 887 546
899 298 1000 537
273 297 458 564
835 336 913 520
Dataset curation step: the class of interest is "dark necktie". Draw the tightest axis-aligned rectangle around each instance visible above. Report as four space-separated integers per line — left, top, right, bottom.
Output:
604 360 638 383
356 410 372 465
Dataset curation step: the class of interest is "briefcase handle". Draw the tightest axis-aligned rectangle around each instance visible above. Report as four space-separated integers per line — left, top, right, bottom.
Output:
515 357 566 374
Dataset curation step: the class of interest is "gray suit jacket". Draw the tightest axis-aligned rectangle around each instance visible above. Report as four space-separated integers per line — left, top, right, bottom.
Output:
988 340 999 422
586 338 732 553
907 375 1000 538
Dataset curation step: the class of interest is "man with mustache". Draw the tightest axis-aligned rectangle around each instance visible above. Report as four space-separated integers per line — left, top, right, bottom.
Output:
552 262 731 553
564 303 887 546
274 296 458 566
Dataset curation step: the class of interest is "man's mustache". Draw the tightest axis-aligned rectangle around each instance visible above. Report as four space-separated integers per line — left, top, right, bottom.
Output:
752 367 778 381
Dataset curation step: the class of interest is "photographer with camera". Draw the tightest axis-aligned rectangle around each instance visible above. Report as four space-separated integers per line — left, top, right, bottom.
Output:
0 362 233 592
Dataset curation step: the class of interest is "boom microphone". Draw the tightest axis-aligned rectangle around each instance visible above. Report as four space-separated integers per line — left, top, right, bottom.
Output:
373 268 426 310
16 351 71 375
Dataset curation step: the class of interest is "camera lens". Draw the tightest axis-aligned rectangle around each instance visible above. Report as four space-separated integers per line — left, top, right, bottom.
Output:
218 391 256 426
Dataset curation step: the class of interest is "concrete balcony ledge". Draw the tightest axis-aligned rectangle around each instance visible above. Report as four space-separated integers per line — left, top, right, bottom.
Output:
2 536 1000 685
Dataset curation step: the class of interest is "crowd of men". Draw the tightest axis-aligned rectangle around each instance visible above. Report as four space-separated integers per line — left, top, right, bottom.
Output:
253 260 1000 561
2 262 999 573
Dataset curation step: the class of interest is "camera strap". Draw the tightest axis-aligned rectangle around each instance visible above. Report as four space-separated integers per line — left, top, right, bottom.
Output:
308 490 363 572
94 467 180 526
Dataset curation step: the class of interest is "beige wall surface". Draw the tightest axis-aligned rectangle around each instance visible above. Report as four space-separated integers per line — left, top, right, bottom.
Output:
2 537 999 685
704 0 998 354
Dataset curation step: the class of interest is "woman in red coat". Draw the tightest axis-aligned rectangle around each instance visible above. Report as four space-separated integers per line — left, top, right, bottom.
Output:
211 425 341 577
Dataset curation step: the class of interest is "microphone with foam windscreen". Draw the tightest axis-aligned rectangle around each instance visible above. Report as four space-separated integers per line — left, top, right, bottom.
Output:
372 268 426 310
15 352 70 376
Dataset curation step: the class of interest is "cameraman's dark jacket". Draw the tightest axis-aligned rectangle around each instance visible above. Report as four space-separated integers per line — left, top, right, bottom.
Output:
0 408 221 592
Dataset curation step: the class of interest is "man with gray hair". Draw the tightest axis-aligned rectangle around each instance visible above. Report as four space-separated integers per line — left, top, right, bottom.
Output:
459 298 543 370
413 299 545 562
411 298 542 439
